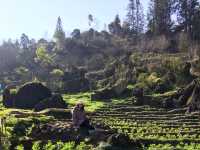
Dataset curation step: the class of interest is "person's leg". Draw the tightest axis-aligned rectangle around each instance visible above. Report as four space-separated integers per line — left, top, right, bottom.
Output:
80 119 94 130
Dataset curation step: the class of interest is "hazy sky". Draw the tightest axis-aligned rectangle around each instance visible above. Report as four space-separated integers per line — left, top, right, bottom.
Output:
0 0 149 40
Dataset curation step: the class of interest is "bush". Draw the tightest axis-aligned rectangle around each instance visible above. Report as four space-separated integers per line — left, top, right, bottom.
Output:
12 120 33 137
32 141 42 150
15 145 24 150
50 69 64 77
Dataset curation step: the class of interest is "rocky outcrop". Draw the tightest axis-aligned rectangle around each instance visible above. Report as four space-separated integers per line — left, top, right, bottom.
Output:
15 82 52 109
34 94 68 111
3 82 52 109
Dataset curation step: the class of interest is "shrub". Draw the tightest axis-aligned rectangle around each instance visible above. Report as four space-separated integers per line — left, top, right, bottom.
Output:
12 120 33 137
32 141 42 150
60 142 75 150
15 145 24 150
43 141 56 150
76 142 93 150
50 69 64 77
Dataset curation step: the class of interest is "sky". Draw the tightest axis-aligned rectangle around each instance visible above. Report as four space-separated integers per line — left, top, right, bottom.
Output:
0 0 149 41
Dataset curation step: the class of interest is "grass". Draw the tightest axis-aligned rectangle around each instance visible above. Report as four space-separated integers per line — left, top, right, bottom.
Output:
63 92 105 112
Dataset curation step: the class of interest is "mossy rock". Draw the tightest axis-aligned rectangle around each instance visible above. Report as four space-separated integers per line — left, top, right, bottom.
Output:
34 94 68 111
4 82 52 109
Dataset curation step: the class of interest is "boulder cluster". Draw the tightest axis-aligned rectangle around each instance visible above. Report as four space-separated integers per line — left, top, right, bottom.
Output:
2 82 67 111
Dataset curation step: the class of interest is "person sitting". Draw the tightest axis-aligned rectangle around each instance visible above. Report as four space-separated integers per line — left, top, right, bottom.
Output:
72 101 95 134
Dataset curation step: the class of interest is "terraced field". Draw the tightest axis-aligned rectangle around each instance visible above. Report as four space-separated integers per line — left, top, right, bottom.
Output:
91 99 200 149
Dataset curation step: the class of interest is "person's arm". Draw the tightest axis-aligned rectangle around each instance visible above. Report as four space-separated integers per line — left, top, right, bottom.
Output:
72 109 79 128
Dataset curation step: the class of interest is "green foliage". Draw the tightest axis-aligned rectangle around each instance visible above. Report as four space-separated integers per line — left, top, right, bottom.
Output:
60 142 75 150
36 47 53 65
10 88 18 95
15 145 24 150
147 144 173 150
63 92 104 112
76 142 93 150
32 141 42 150
31 141 92 150
43 141 56 150
50 69 64 77
15 67 29 75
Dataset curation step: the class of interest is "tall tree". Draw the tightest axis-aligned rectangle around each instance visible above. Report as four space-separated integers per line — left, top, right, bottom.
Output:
147 0 173 36
126 0 144 39
53 16 66 51
108 15 122 36
20 33 30 49
177 0 200 40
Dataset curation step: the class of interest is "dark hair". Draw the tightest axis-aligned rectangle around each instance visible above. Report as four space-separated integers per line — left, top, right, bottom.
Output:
80 105 84 111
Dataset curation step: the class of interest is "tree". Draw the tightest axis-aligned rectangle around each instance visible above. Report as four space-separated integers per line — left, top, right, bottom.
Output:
20 33 30 49
88 14 94 27
126 0 144 39
71 29 81 39
147 0 173 36
108 15 122 36
53 16 66 51
193 6 200 41
176 0 200 40
35 47 53 67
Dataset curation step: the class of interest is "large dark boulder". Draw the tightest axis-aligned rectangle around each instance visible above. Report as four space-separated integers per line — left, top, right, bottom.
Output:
34 94 68 111
14 82 52 109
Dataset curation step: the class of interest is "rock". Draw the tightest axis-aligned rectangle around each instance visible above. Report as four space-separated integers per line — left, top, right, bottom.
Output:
186 85 200 112
162 97 176 108
91 88 114 100
177 80 196 106
34 94 68 111
13 82 52 109
132 88 143 97
112 80 128 96
2 88 13 107
107 133 130 147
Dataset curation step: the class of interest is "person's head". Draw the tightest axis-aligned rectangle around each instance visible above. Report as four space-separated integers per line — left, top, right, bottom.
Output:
75 101 85 111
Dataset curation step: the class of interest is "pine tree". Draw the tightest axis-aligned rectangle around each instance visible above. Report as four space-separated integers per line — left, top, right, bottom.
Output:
126 0 144 40
177 0 200 40
108 14 122 36
147 0 173 36
53 16 66 50
20 33 30 49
